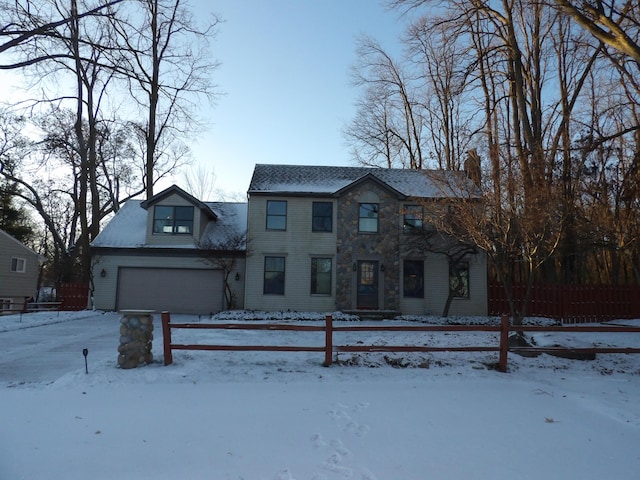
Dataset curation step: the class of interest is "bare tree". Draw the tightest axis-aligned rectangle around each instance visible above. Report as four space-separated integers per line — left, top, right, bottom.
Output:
345 35 424 169
197 233 246 310
110 0 220 198
0 0 124 67
553 0 640 64
181 162 217 200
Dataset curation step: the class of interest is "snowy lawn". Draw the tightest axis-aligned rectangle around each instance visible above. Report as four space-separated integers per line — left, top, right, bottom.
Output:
1 310 640 480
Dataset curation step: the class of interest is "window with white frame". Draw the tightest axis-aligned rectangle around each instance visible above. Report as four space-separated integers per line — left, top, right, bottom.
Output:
11 257 26 273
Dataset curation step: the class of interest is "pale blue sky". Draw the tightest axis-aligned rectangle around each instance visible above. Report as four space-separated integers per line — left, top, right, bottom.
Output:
186 0 407 198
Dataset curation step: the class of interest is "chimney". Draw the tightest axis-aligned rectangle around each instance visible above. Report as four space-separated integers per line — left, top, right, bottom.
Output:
464 149 481 187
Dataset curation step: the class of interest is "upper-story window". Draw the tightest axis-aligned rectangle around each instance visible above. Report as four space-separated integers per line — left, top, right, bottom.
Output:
153 206 194 234
266 200 287 230
403 205 423 233
312 202 333 232
11 257 26 273
359 203 379 233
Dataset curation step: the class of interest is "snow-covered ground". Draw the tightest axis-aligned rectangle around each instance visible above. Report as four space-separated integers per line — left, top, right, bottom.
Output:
1 310 640 480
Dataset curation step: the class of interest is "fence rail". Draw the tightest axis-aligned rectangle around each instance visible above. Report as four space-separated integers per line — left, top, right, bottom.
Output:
487 283 640 323
1 300 62 315
161 312 640 372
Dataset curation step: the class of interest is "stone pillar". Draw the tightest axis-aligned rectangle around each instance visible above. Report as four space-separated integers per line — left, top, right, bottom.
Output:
118 309 154 369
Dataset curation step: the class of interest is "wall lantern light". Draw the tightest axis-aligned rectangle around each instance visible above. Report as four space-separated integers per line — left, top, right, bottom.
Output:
352 262 357 271
380 264 385 272
235 272 241 281
100 269 106 278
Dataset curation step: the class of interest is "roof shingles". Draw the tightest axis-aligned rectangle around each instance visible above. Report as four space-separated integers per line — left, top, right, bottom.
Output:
247 164 475 198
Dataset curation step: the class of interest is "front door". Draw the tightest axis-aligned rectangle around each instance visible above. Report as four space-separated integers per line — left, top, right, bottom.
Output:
357 260 379 309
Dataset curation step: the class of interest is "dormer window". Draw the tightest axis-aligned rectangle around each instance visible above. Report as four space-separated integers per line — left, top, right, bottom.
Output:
153 206 194 234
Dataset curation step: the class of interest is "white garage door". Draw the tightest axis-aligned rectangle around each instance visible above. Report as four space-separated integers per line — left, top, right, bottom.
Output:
117 268 224 315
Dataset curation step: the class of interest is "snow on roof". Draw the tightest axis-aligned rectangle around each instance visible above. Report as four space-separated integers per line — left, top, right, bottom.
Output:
91 200 247 250
248 164 478 198
0 228 39 256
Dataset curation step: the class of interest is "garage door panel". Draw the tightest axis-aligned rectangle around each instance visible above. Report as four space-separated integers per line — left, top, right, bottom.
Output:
117 268 223 314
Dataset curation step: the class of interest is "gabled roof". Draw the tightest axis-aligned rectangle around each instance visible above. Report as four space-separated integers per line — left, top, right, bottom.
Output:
91 200 247 250
140 184 218 220
0 228 39 257
247 164 479 198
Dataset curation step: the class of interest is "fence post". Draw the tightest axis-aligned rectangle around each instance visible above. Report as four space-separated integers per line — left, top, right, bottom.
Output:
161 311 173 366
498 314 509 373
323 314 333 367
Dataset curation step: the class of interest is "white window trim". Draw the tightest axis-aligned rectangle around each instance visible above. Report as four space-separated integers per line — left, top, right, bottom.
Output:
11 257 26 273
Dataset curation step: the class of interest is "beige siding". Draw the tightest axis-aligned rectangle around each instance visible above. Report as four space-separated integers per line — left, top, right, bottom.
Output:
245 196 337 312
399 252 488 316
92 253 245 312
0 232 39 302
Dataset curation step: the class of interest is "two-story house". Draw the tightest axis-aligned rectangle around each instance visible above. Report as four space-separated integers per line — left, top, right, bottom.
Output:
0 229 41 312
91 185 247 315
244 164 487 316
91 165 487 316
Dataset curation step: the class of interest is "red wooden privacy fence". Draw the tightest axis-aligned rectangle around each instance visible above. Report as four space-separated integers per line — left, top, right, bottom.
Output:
161 312 640 372
487 283 640 323
59 282 89 311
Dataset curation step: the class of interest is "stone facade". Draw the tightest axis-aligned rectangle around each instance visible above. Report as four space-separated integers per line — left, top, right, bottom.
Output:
118 310 154 369
335 182 401 311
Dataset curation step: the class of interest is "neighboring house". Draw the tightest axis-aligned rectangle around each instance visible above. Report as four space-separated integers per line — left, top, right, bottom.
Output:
244 164 487 316
91 185 247 315
0 229 40 311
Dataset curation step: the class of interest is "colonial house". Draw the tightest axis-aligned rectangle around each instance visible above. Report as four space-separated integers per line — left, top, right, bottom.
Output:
244 164 487 316
91 164 487 316
0 229 40 311
91 185 247 315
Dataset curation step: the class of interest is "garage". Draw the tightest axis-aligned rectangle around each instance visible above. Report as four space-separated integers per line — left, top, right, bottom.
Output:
117 267 224 315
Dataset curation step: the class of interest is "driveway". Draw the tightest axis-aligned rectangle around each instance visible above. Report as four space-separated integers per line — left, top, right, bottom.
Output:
0 312 125 385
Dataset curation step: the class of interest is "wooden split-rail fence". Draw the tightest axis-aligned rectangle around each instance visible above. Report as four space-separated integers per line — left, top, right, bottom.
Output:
161 312 640 372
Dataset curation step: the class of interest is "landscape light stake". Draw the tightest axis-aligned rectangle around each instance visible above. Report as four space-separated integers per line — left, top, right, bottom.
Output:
83 348 89 374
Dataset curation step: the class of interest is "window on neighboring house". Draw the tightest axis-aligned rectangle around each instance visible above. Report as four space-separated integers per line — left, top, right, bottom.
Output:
266 200 287 230
311 257 332 295
10 257 26 273
312 202 333 232
153 206 194 234
264 256 285 295
359 203 379 232
1 299 11 310
449 261 469 298
403 260 424 298
403 205 423 232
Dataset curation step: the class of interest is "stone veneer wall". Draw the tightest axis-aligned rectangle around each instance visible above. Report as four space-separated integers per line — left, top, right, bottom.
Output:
118 310 154 369
335 182 400 311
